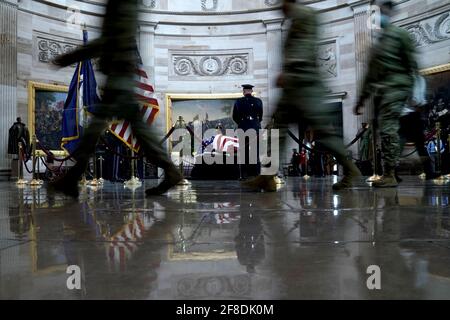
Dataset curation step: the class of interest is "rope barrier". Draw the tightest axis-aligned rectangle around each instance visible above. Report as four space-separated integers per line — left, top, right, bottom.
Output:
36 142 73 162
21 150 34 174
287 130 330 155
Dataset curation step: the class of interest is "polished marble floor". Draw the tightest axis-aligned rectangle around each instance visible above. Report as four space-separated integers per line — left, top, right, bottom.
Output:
0 176 449 299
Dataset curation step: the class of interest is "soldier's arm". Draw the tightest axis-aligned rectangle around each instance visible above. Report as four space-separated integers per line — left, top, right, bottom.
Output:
53 38 105 67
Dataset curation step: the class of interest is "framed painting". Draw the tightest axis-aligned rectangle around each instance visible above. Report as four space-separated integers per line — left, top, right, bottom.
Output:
165 93 243 152
28 81 69 156
421 63 450 131
166 93 242 132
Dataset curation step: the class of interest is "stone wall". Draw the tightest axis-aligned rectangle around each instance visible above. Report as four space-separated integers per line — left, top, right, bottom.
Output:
0 0 448 170
0 0 18 171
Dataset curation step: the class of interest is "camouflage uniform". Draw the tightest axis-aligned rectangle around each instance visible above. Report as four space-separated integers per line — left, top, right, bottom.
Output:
52 0 180 197
274 3 360 190
358 23 417 185
244 3 360 192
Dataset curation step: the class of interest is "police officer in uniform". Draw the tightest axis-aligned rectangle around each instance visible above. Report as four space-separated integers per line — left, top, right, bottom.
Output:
232 84 263 179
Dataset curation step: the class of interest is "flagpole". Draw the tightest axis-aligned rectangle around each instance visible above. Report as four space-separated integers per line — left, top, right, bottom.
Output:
80 105 88 186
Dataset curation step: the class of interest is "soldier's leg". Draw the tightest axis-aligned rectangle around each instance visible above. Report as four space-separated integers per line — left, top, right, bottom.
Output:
373 90 406 188
128 114 182 195
50 114 110 197
297 91 360 189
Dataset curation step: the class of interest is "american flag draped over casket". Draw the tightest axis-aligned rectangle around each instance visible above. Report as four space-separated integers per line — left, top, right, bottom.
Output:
201 134 239 154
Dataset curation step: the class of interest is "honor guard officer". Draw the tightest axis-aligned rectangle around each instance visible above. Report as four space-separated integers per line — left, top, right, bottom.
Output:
233 84 263 179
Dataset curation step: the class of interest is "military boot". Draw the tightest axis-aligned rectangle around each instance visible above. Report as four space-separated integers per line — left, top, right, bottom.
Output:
48 160 87 198
372 167 398 188
146 164 183 196
242 175 277 192
332 161 361 191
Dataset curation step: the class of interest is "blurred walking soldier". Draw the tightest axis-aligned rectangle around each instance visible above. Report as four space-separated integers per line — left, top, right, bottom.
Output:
244 0 361 192
50 0 182 197
354 0 418 187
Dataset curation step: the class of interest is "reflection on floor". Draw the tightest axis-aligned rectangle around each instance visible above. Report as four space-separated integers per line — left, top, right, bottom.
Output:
0 177 449 299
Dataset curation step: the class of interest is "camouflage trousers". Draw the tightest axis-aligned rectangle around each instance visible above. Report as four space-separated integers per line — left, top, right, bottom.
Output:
273 84 352 173
375 87 411 169
68 77 173 180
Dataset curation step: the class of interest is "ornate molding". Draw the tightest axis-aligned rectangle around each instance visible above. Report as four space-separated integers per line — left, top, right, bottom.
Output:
36 36 79 64
142 0 156 9
420 63 450 76
171 51 250 77
177 275 251 298
318 41 338 79
201 0 218 12
404 12 450 47
264 0 282 7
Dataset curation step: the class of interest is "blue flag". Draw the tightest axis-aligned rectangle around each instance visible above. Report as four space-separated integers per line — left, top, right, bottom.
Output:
61 30 100 154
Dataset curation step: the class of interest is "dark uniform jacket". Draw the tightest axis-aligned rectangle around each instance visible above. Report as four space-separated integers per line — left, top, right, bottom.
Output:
232 96 263 131
8 122 30 155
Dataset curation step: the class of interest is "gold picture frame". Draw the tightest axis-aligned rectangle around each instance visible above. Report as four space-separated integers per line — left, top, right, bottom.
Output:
420 63 450 76
28 81 69 156
165 93 244 133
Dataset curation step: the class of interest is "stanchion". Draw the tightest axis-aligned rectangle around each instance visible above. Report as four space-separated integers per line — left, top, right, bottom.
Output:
98 155 105 185
446 134 450 180
29 135 43 187
366 120 381 182
303 147 310 180
435 122 443 179
175 117 189 186
16 142 28 186
88 154 100 187
125 142 142 189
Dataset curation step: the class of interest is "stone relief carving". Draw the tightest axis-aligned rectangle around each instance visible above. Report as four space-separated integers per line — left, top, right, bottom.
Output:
37 37 78 64
142 0 156 9
318 42 338 78
173 53 249 77
265 0 282 7
177 275 251 298
201 0 218 12
404 12 450 47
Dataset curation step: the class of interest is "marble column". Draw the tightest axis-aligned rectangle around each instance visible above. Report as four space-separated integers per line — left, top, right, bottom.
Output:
263 18 284 124
138 22 162 134
139 23 158 86
0 0 18 172
351 0 373 125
